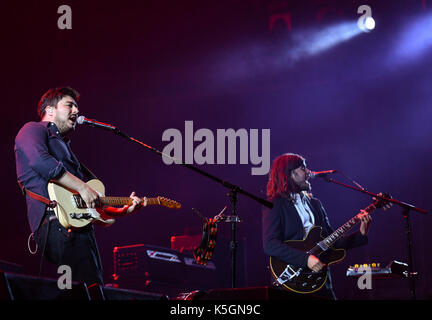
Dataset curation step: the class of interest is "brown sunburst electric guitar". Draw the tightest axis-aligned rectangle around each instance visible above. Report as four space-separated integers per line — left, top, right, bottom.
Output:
47 179 181 229
269 195 390 294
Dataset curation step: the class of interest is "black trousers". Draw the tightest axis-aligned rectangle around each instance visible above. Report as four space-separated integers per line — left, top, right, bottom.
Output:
35 212 104 286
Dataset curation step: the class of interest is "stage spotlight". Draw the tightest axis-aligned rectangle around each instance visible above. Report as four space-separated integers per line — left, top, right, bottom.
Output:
364 17 375 30
358 16 375 32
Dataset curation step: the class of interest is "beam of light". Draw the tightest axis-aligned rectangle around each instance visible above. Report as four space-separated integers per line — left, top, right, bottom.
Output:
207 21 363 86
393 13 432 61
286 21 362 63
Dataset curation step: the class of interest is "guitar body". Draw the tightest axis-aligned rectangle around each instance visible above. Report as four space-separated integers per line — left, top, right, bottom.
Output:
48 179 115 229
268 196 391 294
269 226 346 294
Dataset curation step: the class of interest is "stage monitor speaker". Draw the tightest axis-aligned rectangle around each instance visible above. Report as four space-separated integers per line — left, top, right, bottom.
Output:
85 282 169 300
191 286 330 300
102 286 168 300
0 272 90 300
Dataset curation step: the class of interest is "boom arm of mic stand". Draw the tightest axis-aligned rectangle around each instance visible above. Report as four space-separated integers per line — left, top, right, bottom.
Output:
322 177 428 214
111 128 273 208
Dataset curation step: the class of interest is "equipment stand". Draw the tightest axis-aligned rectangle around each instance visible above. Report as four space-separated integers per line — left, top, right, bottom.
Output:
402 208 416 300
228 188 238 288
321 176 427 300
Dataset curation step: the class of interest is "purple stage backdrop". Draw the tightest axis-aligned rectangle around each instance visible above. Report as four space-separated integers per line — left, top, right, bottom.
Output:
2 0 432 300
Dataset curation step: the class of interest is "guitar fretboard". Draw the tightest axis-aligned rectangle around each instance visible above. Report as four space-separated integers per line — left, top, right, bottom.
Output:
100 197 160 206
321 203 376 248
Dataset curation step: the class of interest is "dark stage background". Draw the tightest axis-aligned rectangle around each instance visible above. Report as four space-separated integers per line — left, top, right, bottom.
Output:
2 0 432 299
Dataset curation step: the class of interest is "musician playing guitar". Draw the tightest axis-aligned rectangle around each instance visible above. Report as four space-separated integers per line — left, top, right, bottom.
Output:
15 87 146 286
263 153 372 299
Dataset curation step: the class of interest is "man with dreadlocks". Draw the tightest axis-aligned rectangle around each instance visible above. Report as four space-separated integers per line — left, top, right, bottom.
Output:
262 153 371 299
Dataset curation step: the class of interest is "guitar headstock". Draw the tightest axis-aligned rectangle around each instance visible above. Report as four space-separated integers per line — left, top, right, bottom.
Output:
372 192 393 211
157 196 181 209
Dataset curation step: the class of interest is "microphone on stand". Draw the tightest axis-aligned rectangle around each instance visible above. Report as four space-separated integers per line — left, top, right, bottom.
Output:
310 170 337 179
76 116 117 131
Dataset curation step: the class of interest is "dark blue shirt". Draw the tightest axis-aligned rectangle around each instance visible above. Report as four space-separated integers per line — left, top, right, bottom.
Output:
15 121 95 232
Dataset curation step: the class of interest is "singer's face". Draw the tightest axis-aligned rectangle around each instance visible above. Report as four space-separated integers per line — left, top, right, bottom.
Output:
291 163 312 192
53 96 79 134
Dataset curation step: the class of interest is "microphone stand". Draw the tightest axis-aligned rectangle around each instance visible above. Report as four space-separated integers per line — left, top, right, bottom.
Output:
103 125 273 289
320 175 428 300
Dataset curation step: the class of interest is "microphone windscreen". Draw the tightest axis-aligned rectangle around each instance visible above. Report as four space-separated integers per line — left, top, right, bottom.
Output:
77 116 85 124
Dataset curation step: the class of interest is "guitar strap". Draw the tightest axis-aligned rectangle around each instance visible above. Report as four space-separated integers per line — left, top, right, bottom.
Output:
17 180 57 259
17 180 57 209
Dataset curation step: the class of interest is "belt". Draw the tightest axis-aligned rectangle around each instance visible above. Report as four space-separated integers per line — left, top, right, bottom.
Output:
42 209 58 226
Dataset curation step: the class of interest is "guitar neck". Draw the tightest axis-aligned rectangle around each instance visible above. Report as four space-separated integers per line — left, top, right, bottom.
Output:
321 203 376 248
100 197 160 206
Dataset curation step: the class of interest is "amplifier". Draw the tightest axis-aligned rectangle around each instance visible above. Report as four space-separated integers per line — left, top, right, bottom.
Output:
112 243 217 292
171 234 201 252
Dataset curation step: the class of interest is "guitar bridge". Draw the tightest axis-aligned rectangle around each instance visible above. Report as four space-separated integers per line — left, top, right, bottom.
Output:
276 265 303 285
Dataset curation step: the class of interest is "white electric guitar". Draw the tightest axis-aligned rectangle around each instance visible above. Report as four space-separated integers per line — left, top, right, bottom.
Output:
47 179 181 229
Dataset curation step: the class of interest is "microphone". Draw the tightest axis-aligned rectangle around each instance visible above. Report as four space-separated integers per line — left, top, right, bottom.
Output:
76 116 117 131
310 170 337 179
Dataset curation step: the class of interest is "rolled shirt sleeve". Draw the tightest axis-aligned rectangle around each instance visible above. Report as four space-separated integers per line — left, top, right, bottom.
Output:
15 122 68 232
16 121 95 233
15 122 66 181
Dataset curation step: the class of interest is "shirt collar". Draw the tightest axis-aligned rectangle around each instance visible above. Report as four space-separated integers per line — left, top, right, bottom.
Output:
42 121 71 144
291 192 308 204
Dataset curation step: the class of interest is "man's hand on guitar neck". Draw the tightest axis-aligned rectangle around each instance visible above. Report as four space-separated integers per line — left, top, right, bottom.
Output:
124 191 147 214
103 191 148 216
308 255 326 272
359 210 372 236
